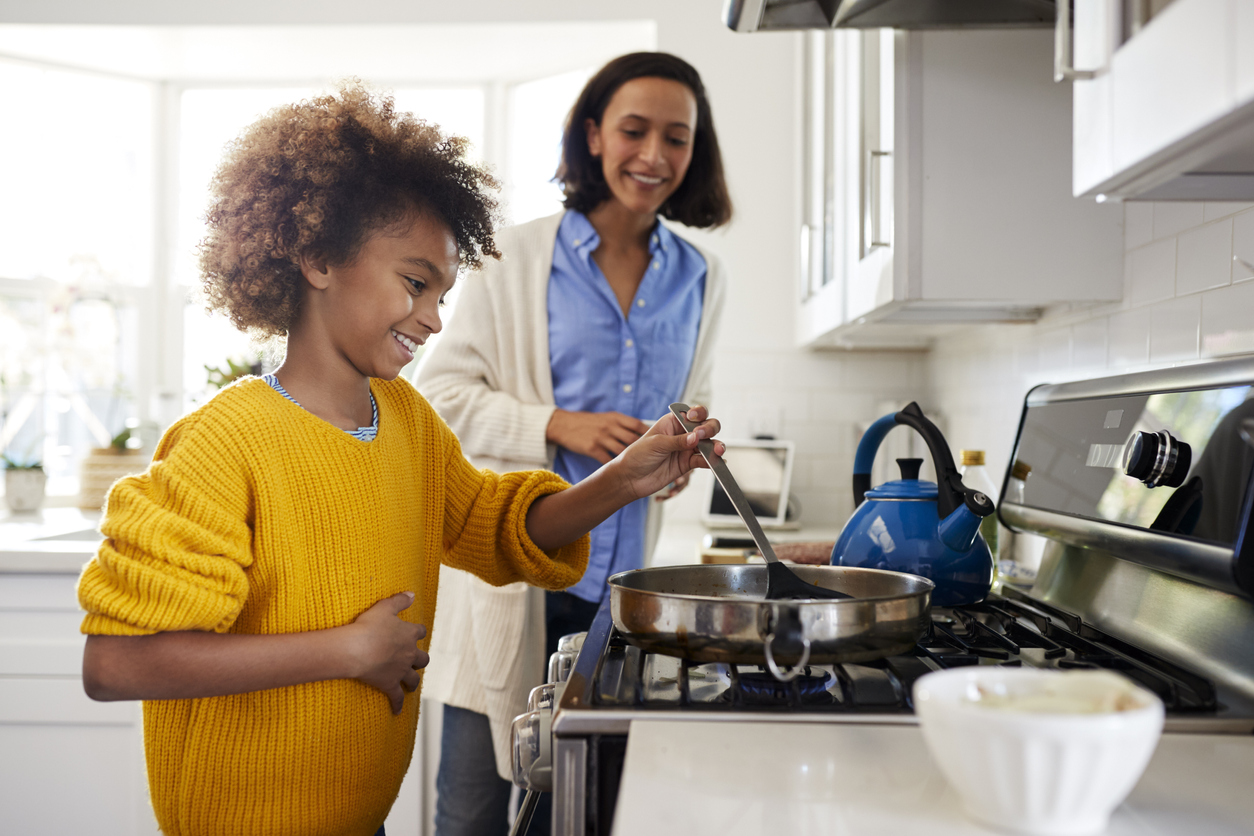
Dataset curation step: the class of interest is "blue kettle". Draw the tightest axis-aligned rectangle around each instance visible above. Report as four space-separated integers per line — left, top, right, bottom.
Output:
831 402 995 607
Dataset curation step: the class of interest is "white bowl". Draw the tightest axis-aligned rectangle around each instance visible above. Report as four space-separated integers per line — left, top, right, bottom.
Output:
913 667 1165 836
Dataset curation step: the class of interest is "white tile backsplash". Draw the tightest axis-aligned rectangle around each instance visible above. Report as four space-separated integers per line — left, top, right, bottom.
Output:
709 347 927 528
707 202 1254 531
1175 218 1232 295
1201 280 1254 358
1204 202 1254 221
1148 296 1200 362
1126 238 1176 306
1234 211 1254 283
1107 308 1151 368
926 203 1254 485
1153 202 1206 238
1070 317 1108 370
1125 202 1154 250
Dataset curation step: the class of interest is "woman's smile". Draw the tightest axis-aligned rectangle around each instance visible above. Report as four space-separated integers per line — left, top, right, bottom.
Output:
586 76 697 218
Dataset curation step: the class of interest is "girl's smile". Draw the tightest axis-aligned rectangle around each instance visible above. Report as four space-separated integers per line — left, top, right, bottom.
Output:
313 211 460 382
280 210 460 431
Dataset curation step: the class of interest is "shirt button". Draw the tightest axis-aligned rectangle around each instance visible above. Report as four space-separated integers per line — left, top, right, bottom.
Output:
623 384 633 393
637 299 646 308
625 339 634 348
573 239 581 246
652 262 661 270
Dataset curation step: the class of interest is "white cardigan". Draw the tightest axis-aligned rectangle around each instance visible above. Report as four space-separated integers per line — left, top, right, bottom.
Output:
415 210 726 779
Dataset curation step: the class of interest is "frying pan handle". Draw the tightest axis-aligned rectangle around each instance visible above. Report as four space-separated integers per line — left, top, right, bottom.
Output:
762 604 810 682
764 632 812 682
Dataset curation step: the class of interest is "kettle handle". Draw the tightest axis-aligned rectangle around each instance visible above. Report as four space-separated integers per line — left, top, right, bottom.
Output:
852 402 968 519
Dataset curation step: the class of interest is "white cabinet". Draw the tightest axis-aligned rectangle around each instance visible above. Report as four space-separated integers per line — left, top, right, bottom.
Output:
1070 0 1254 200
0 571 160 836
799 28 1124 350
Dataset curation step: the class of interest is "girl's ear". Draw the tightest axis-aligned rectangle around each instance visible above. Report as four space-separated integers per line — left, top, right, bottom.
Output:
584 117 602 157
298 252 331 290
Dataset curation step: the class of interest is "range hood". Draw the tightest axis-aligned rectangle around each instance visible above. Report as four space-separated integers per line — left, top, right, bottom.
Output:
723 0 1057 31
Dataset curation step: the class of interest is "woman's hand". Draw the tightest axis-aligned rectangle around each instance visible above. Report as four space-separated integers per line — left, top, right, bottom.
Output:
615 405 722 501
341 592 429 715
546 409 651 463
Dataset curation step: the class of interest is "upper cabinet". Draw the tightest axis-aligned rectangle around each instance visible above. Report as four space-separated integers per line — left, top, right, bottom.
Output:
799 28 1124 349
1069 0 1254 199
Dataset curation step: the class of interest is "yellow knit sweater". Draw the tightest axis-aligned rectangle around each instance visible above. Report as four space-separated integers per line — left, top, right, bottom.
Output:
76 377 588 836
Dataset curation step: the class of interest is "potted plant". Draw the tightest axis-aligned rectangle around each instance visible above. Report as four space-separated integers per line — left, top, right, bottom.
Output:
78 425 146 512
3 454 47 513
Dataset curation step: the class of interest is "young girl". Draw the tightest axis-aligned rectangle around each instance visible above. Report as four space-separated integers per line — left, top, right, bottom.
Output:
75 82 722 836
416 52 732 836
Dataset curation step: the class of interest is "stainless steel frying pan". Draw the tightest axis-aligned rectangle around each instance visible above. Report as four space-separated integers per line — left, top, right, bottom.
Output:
608 563 933 681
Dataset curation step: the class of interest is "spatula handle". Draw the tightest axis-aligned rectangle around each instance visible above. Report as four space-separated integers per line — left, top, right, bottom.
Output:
670 403 780 565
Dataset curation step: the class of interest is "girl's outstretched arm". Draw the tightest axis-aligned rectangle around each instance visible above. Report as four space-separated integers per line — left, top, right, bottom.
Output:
82 592 427 715
525 405 722 552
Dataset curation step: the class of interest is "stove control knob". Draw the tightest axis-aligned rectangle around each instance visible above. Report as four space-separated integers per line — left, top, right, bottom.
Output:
510 682 562 792
509 708 551 792
547 650 576 684
1123 430 1192 488
547 632 587 683
556 632 586 654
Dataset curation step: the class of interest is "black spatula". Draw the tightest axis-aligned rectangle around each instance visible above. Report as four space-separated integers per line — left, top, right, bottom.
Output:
669 403 852 601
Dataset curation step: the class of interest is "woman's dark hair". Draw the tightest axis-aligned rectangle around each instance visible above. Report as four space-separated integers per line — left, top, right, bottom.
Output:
556 52 732 229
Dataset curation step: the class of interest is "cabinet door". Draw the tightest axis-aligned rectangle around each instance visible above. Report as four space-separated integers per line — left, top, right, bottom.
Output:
847 28 895 323
1072 0 1119 196
1110 0 1235 173
798 29 858 345
0 574 158 836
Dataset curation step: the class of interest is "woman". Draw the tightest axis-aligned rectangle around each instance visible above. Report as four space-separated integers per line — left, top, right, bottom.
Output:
416 52 732 836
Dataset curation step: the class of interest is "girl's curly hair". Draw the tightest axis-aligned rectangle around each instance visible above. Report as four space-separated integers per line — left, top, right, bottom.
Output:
198 81 501 339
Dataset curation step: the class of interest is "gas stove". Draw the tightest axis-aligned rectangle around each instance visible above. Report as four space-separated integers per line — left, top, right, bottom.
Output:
555 588 1248 735
522 358 1254 836
543 586 1253 835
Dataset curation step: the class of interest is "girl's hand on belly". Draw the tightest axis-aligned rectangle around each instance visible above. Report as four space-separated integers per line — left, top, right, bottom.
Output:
341 592 429 714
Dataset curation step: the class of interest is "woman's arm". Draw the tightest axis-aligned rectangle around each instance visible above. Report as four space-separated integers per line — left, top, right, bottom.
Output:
82 592 428 715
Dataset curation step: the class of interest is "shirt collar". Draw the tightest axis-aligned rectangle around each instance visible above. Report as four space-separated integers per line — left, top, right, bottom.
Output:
561 210 672 260
560 210 600 255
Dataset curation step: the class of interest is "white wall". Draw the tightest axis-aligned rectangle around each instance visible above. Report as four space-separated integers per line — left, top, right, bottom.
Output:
928 201 1254 489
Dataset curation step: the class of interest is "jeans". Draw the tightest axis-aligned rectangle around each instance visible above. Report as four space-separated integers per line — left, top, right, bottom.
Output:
434 592 601 836
435 704 513 836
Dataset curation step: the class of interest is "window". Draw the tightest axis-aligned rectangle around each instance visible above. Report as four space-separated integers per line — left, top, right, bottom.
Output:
504 68 593 225
0 59 154 497
0 22 649 504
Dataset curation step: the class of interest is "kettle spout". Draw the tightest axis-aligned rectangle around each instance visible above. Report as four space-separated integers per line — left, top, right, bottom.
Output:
938 493 994 552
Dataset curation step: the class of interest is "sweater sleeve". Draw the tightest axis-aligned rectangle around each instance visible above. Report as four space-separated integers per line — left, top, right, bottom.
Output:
414 230 556 468
76 412 255 636
683 248 727 410
437 422 588 590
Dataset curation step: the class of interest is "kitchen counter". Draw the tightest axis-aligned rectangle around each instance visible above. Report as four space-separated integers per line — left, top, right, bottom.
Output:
650 520 843 569
0 507 102 574
612 721 1254 836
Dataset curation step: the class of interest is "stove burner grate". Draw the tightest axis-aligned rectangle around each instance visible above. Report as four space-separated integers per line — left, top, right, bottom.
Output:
588 593 1219 716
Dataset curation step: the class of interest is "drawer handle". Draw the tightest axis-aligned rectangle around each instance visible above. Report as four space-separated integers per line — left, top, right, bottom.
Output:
1054 0 1101 83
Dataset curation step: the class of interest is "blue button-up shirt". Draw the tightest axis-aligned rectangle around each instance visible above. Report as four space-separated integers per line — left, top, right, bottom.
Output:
549 211 707 603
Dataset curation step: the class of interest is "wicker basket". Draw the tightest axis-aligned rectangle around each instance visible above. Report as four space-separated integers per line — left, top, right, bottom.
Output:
79 448 147 511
